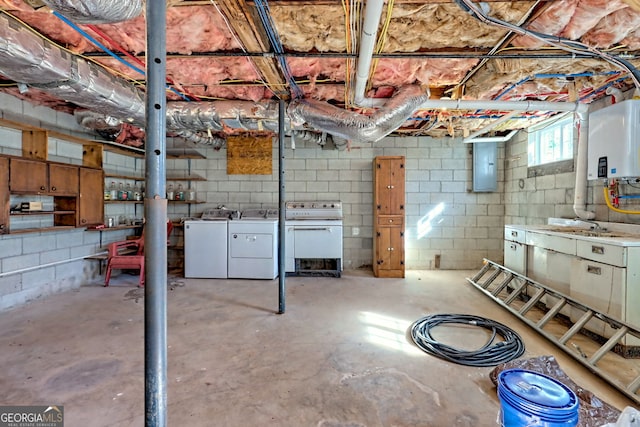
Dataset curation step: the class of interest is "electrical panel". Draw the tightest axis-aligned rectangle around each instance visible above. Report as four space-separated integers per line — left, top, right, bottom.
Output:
473 141 497 192
588 100 640 180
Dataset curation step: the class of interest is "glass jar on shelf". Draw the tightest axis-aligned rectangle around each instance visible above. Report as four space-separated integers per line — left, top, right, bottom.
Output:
166 184 174 200
176 184 184 201
109 181 117 200
133 184 142 201
118 182 128 200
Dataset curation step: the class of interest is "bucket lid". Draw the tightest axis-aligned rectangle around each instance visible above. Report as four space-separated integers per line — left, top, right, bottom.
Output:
498 369 578 410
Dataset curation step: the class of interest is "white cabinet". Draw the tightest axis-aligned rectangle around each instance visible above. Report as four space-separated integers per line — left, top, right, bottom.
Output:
570 257 627 341
504 226 640 347
527 246 573 316
504 226 526 274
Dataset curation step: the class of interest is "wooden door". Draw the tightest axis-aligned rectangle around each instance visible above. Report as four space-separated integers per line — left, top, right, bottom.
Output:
49 163 79 195
375 226 404 277
79 167 104 226
387 157 405 215
9 158 47 193
0 157 8 234
375 157 404 215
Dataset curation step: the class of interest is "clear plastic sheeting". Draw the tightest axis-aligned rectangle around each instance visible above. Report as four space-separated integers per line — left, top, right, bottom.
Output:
42 0 142 24
288 85 430 144
490 355 622 427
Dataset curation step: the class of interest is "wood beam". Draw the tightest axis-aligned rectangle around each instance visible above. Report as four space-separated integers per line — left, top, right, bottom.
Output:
215 0 290 99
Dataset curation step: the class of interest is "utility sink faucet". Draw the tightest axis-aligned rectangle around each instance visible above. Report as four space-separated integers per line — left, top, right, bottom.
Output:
579 219 606 231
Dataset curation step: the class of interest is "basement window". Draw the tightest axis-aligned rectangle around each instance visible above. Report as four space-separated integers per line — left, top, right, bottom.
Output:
527 115 574 177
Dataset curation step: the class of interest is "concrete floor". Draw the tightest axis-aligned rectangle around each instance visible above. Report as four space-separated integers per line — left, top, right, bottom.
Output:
0 269 635 426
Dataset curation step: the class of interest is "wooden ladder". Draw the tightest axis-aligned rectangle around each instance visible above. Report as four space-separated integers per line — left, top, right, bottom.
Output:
468 259 640 405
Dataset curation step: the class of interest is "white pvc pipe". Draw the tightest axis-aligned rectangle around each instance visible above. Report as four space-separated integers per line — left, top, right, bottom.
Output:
0 253 102 277
354 0 385 107
573 110 596 219
419 99 588 113
414 98 594 218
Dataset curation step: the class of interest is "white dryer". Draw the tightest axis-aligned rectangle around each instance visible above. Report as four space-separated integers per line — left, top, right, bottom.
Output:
228 209 278 279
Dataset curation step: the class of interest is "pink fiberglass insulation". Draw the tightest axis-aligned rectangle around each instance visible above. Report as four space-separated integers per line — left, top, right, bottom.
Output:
94 56 265 101
0 86 76 113
561 0 628 40
622 28 640 49
300 85 345 102
371 58 478 87
582 7 640 47
511 0 579 48
287 58 347 83
92 5 240 55
11 10 95 52
0 0 36 11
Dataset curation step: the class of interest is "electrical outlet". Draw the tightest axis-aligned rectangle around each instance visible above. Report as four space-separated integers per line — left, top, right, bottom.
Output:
352 227 360 236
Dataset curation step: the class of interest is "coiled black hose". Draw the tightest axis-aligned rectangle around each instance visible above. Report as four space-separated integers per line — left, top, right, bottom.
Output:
410 314 525 367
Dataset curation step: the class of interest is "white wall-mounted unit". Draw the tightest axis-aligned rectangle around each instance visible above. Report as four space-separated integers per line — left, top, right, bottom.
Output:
588 100 640 180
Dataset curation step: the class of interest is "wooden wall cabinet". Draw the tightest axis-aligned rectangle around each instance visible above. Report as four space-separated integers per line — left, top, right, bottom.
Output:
2 155 104 233
373 156 405 278
79 167 104 226
9 159 78 195
0 157 8 234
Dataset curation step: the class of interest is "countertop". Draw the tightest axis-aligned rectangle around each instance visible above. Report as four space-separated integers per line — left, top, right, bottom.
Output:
506 218 640 247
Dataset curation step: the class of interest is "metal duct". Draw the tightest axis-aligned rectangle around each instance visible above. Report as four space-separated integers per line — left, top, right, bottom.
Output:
288 85 430 143
0 13 277 145
33 58 147 127
172 130 226 149
166 101 279 133
42 0 143 24
0 13 146 126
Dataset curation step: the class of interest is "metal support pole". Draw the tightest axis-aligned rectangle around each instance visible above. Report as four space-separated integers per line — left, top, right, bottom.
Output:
278 99 286 314
145 0 168 425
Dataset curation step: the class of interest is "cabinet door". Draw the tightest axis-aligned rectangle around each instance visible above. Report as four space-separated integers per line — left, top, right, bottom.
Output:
503 240 526 274
0 157 8 234
570 257 625 338
375 226 404 275
79 168 104 226
375 157 405 215
10 158 47 193
49 163 79 195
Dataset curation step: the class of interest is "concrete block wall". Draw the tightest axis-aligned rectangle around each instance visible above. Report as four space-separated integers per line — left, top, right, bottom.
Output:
179 135 505 270
504 96 640 228
0 96 135 311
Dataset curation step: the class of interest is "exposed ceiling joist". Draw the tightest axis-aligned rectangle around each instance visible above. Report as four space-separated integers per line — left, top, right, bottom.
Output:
214 0 290 99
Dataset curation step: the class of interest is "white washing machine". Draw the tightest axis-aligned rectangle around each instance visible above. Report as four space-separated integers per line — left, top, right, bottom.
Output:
184 209 239 279
228 209 278 279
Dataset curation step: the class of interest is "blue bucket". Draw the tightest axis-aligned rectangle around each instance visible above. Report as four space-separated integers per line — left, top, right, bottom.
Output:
498 369 579 426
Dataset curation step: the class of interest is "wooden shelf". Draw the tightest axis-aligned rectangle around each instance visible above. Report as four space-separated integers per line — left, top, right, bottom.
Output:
10 225 76 234
104 200 143 204
86 225 142 232
10 210 75 216
166 174 206 181
104 173 144 181
168 200 204 204
105 173 206 182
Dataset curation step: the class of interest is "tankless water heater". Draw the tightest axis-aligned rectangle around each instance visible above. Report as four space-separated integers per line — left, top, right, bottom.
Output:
587 100 640 180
